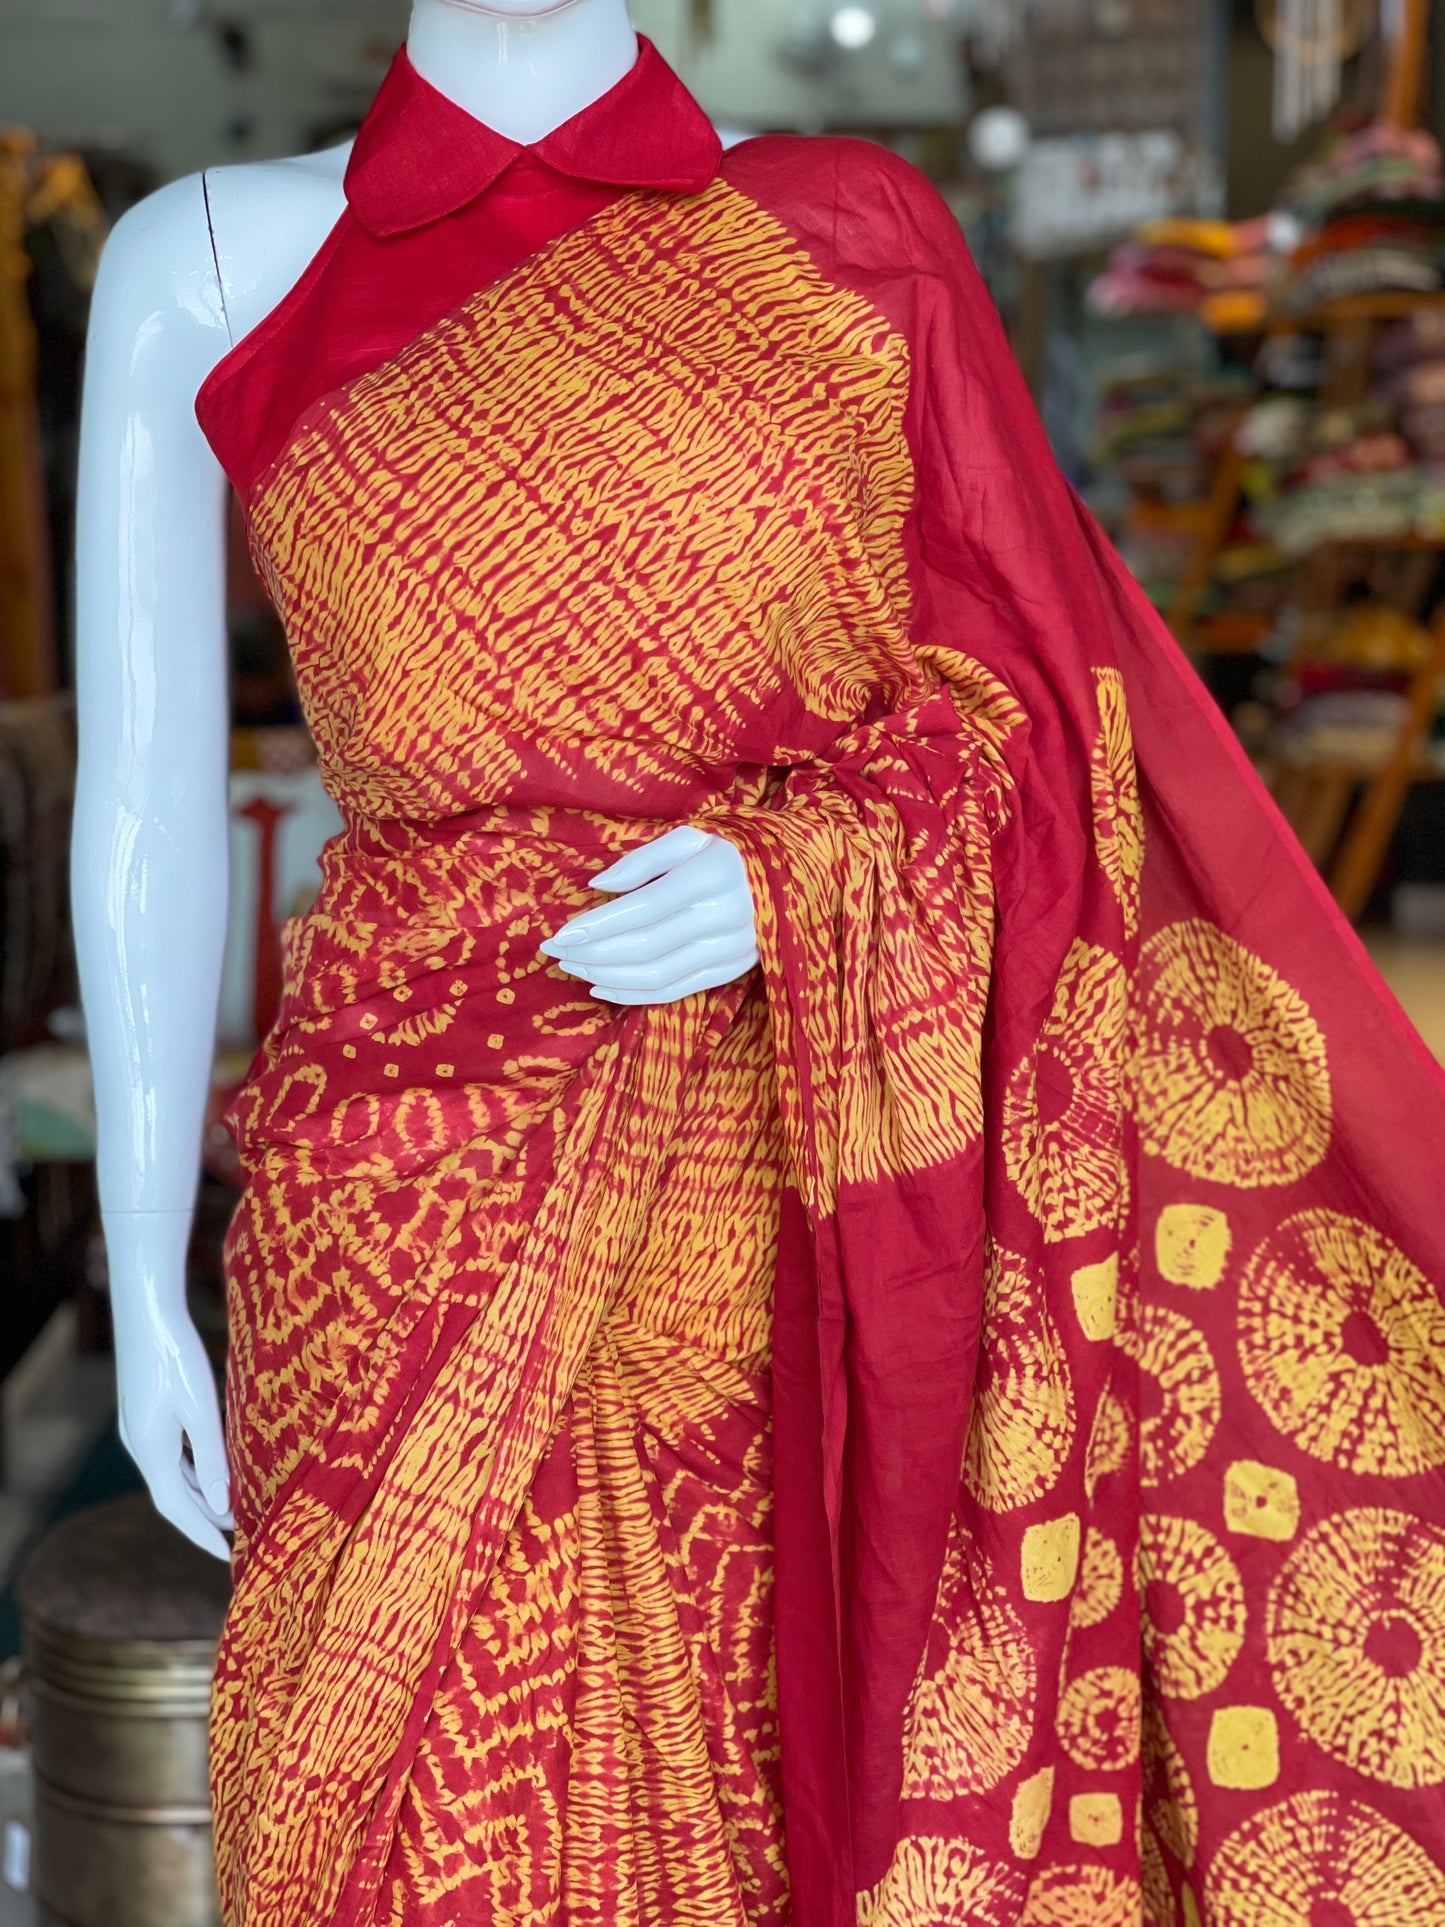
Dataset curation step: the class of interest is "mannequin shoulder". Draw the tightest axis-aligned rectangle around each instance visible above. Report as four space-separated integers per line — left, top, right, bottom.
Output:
95 149 348 329
202 144 352 343
89 144 351 395
89 174 230 378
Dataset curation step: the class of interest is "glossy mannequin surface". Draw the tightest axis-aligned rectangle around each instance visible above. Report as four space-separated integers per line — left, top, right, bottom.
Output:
72 0 759 1563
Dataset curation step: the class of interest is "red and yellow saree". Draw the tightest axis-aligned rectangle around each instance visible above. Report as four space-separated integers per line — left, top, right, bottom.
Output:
199 43 1445 1927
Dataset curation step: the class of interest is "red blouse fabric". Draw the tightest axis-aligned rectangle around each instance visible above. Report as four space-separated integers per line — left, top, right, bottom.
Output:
196 38 722 500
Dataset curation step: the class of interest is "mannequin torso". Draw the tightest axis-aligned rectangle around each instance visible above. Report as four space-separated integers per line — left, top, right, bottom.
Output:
72 0 757 1562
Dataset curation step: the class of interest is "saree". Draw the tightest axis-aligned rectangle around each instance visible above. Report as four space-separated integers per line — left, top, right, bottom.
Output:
207 110 1445 1927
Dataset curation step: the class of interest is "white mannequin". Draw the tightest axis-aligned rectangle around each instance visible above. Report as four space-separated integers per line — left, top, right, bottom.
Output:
72 0 760 1564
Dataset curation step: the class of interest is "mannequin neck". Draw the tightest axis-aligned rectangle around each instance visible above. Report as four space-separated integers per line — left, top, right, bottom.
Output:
406 0 639 145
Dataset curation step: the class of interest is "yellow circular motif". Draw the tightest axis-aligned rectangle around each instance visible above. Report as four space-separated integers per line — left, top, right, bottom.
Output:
858 1834 1023 1927
1144 1699 1199 1869
1022 1864 1142 1927
1004 940 1129 1244
1071 1530 1126 1632
903 1523 1037 1797
1206 1791 1445 1927
964 1242 1077 1512
1090 667 1144 940
1135 920 1331 1187
1239 1211 1445 1479
1057 1666 1141 1771
1267 1508 1445 1790
1141 1513 1246 1701
1085 1386 1135 1501
1139 1305 1220 1489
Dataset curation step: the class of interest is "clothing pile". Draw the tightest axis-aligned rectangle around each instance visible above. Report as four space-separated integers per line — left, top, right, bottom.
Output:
1244 351 1445 554
1286 122 1445 227
1377 305 1445 462
1251 443 1445 553
1271 608 1445 773
1283 124 1445 311
1092 365 1261 610
1094 365 1251 501
1273 686 1424 768
1087 216 1279 331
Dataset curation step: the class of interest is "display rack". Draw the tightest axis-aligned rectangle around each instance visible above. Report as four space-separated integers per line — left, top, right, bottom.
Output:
1161 296 1445 922
1153 1 1445 923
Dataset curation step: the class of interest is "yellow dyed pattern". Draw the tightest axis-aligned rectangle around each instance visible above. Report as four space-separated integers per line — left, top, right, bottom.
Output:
205 146 1445 1927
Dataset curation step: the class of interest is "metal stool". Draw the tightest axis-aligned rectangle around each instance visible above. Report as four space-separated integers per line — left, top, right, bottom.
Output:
17 1495 231 1927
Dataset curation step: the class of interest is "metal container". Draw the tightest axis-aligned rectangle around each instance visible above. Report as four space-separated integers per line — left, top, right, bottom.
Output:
17 1495 232 1927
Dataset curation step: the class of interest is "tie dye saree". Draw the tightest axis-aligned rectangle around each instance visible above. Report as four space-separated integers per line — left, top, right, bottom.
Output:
199 61 1445 1927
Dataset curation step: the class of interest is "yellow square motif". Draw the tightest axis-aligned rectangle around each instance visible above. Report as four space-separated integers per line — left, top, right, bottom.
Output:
1224 1461 1300 1542
1010 1768 1054 1859
1022 1515 1081 1602
1071 1256 1119 1341
1069 1793 1122 1847
1155 1204 1231 1290
1208 1706 1280 1790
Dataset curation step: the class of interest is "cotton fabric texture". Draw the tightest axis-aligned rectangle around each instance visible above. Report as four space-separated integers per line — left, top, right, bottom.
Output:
196 42 1445 1927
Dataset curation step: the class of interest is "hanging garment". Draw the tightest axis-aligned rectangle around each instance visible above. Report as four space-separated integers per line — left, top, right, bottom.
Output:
196 41 1445 1927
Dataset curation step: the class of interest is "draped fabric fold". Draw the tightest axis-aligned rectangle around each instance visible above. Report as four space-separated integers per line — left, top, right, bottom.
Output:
199 114 1445 1927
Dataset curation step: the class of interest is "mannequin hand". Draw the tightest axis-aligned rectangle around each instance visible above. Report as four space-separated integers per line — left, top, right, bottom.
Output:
113 1263 233 1563
540 827 759 1006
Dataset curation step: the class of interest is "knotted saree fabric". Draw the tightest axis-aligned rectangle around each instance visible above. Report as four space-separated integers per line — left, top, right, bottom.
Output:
198 52 1445 1927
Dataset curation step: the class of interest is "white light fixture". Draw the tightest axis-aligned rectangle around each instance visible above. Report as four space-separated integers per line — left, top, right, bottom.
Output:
829 5 878 50
969 104 1030 173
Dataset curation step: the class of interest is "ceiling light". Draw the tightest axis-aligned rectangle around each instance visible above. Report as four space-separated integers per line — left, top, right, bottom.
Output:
829 6 878 50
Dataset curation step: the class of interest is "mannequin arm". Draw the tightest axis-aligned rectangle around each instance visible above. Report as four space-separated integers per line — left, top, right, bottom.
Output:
72 177 235 1560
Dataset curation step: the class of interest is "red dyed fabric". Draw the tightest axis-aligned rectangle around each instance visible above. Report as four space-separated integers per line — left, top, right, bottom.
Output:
199 45 1445 1927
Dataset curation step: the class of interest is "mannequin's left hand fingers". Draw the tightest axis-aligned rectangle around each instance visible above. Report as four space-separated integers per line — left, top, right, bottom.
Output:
590 826 713 894
546 896 749 970
545 847 752 953
567 936 760 997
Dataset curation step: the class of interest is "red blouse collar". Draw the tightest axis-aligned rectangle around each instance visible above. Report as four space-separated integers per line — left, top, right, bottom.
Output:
345 37 721 237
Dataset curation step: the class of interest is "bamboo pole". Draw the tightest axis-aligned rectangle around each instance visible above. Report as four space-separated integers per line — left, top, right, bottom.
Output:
1380 0 1430 128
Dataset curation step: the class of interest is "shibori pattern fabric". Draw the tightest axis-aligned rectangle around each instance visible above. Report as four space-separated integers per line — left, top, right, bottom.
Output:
195 40 1445 1927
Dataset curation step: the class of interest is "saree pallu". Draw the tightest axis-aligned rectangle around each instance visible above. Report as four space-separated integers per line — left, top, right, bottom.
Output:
213 150 1445 1927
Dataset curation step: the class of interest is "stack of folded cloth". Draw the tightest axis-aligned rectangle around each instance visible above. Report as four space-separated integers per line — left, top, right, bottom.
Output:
1273 687 1420 768
1287 123 1445 229
1087 217 1279 330
1244 313 1445 552
1283 124 1445 310
1094 367 1252 498
1290 213 1443 309
1255 465 1445 551
1377 308 1445 461
1247 391 1445 552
